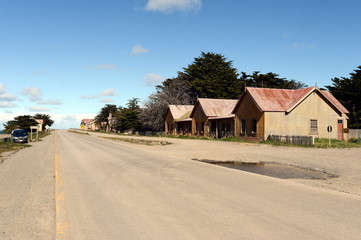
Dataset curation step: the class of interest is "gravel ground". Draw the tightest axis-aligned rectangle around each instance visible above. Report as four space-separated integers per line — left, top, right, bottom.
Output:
88 131 361 196
0 134 54 240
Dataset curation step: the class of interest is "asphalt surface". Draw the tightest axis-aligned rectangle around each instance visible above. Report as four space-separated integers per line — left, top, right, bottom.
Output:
1 130 361 239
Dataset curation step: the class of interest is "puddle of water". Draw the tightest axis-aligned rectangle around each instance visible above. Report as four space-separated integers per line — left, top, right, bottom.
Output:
194 159 337 180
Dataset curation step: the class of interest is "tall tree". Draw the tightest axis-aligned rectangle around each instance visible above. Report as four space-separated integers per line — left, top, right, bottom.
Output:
95 104 118 131
115 98 142 132
244 71 307 89
326 66 361 128
33 113 54 128
141 72 194 131
183 52 243 99
3 115 38 133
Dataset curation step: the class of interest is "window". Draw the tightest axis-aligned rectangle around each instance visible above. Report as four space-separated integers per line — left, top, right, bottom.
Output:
252 119 257 134
241 119 246 134
310 119 318 135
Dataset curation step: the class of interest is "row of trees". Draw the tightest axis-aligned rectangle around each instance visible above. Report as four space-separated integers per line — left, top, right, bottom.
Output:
94 52 360 132
3 114 54 133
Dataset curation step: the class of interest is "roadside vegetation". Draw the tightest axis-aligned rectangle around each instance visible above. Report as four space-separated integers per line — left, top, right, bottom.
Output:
99 136 172 146
262 138 361 148
0 131 51 161
68 130 89 135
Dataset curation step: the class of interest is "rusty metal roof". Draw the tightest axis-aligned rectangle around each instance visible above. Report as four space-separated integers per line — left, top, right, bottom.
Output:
168 105 194 120
190 98 238 118
235 87 349 114
320 90 349 114
81 119 94 124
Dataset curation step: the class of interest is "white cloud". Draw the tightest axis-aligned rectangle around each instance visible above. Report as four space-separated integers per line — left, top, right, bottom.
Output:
145 73 164 86
292 42 316 49
99 88 118 97
29 106 50 112
100 98 115 103
0 102 17 108
95 64 118 69
145 0 202 13
81 88 118 100
39 99 63 105
4 110 13 114
22 87 42 101
0 83 5 94
131 45 149 55
0 92 17 101
0 83 17 101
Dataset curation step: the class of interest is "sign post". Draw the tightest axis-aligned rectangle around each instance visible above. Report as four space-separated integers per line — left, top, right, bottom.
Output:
327 125 332 147
30 126 39 142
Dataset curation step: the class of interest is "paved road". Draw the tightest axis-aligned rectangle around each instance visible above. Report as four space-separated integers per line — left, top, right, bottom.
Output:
1 130 361 240
53 130 361 240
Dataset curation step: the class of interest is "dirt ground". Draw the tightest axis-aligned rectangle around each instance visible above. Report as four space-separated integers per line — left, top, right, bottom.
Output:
89 132 361 197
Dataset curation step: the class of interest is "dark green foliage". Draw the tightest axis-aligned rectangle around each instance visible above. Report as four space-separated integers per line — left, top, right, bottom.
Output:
95 104 118 131
115 98 142 132
243 71 307 89
33 113 54 128
3 115 38 133
183 52 243 99
326 66 361 128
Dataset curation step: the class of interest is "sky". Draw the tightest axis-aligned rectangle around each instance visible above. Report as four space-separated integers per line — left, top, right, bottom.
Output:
0 0 360 129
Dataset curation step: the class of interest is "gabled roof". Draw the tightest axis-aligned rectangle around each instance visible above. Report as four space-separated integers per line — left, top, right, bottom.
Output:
232 87 349 114
190 98 238 118
35 119 44 124
168 105 194 121
81 119 94 124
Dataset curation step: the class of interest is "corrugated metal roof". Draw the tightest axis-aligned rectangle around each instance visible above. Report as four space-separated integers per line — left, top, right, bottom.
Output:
191 98 238 117
81 119 94 124
320 90 349 114
168 105 194 120
242 87 349 114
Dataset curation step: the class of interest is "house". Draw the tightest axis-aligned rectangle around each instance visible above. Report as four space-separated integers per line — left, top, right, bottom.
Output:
190 98 238 138
35 119 44 131
165 105 193 135
232 87 349 140
80 119 95 130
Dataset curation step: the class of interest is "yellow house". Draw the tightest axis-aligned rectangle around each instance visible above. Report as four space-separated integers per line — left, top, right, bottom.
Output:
165 105 193 135
190 98 238 138
232 87 349 140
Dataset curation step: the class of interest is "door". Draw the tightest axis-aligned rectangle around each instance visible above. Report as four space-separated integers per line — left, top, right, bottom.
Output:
337 120 343 140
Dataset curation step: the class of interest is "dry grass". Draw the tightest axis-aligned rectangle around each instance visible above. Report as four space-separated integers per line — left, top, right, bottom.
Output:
100 137 172 146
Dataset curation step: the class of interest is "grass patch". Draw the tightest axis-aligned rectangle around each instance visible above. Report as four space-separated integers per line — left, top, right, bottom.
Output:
165 135 210 140
0 141 30 161
100 137 172 146
261 138 361 148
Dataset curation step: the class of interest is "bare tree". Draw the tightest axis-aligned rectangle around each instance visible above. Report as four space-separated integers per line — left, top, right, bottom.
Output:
141 73 195 131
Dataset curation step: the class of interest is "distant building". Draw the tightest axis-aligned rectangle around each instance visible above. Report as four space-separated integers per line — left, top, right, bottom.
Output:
232 87 349 140
80 119 99 131
35 119 44 131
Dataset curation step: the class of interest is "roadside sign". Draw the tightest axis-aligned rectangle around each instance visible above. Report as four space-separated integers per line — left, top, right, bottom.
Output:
327 125 332 133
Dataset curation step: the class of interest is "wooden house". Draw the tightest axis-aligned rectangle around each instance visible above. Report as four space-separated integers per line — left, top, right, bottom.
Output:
232 87 349 140
165 105 193 135
190 98 238 138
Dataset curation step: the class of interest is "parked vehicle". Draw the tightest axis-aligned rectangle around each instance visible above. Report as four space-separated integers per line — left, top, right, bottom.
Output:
10 129 29 143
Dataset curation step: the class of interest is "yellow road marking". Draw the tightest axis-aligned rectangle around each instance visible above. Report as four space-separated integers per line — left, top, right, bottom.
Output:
54 132 69 239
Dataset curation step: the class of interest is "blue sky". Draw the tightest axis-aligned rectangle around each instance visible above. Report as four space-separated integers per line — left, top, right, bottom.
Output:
1 0 360 129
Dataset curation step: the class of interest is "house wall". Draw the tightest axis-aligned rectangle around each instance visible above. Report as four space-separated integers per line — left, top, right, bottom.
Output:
264 92 348 139
191 105 208 136
234 93 264 138
165 111 175 134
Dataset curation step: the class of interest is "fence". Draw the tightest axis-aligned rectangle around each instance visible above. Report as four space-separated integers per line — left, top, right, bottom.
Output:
268 135 314 146
349 129 361 139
